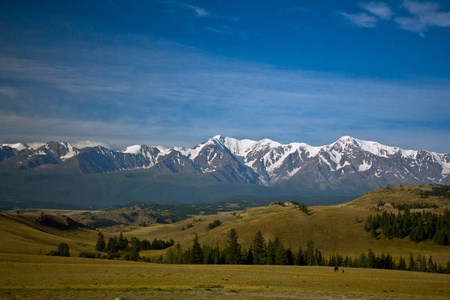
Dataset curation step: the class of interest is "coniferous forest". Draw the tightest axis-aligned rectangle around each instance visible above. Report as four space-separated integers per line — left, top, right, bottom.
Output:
88 229 450 274
364 209 450 245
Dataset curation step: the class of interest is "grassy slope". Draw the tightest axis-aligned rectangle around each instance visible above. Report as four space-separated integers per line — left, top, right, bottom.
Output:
0 212 97 255
0 253 448 299
341 184 450 209
102 185 450 263
1 185 449 264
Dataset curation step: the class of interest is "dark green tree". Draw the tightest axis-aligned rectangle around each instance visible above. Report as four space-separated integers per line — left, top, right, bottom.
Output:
398 256 407 270
190 234 204 264
273 237 287 265
225 228 241 264
95 232 106 252
246 245 254 264
57 242 70 257
251 231 266 265
408 253 416 271
118 232 128 250
286 248 294 265
305 240 316 266
294 247 306 265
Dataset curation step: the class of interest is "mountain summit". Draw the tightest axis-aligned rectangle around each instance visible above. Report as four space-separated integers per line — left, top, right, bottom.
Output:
1 136 449 196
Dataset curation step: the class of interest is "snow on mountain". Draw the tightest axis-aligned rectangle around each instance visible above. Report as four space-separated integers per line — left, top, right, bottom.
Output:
2 143 29 151
206 135 450 186
1 135 449 189
122 145 142 154
212 135 257 157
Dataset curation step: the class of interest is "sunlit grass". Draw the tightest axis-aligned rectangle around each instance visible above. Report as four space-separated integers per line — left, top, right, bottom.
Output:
0 253 448 299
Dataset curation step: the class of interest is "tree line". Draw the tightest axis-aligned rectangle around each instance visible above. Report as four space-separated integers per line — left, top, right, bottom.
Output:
80 232 175 260
364 209 450 245
76 229 450 274
163 229 450 274
420 185 450 199
375 200 439 211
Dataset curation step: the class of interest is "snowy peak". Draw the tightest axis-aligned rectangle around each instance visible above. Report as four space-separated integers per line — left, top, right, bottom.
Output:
211 135 257 157
122 145 143 154
203 135 449 186
2 143 29 151
330 136 417 159
1 135 449 191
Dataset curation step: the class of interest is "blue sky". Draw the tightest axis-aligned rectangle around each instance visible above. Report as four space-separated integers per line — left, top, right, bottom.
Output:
0 0 449 152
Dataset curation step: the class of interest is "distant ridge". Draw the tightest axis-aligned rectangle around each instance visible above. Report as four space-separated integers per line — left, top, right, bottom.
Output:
1 135 449 204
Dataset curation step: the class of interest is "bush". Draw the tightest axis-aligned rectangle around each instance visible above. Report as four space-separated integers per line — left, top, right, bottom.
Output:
207 219 222 230
47 242 70 257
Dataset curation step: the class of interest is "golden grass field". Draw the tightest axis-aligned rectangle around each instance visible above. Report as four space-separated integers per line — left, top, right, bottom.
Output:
0 185 449 299
0 253 449 299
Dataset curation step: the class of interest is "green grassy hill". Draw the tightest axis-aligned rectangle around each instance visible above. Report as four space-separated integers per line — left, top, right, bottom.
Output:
98 185 449 264
0 212 97 255
1 185 449 264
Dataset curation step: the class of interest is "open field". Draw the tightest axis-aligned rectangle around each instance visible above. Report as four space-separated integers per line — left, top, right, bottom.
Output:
0 253 449 299
0 186 449 299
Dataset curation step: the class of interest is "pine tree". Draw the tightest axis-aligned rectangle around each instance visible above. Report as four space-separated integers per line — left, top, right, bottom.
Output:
286 248 294 265
225 228 241 264
273 237 287 265
190 234 203 264
246 245 254 264
266 239 275 265
294 247 306 265
118 232 128 250
251 231 267 265
408 253 416 271
397 256 407 270
368 248 376 268
305 240 316 266
95 232 106 252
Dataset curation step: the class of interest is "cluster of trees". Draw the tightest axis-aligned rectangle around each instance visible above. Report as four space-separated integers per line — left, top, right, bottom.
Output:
420 185 450 199
207 219 222 230
166 230 324 266
375 200 439 210
392 202 439 210
163 229 450 274
47 242 70 257
92 232 174 260
364 209 450 245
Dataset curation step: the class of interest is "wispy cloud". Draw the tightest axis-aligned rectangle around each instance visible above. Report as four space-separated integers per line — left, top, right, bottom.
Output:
395 0 450 36
359 2 393 19
187 4 210 17
341 12 378 28
0 86 18 98
163 1 210 17
204 26 234 35
342 1 450 36
1 36 449 151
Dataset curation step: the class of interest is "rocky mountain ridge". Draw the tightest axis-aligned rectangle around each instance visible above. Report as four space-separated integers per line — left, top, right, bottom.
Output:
1 136 449 191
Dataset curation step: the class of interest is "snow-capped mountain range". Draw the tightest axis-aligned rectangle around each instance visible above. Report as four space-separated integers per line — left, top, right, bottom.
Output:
1 135 449 194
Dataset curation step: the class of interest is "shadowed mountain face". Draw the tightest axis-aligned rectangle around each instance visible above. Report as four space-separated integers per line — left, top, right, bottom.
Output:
1 136 449 199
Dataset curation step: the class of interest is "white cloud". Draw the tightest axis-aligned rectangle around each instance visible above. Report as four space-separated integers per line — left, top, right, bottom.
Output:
341 12 378 28
187 4 210 17
1 36 449 152
395 0 450 35
204 26 234 35
0 86 18 98
359 2 393 19
164 1 210 17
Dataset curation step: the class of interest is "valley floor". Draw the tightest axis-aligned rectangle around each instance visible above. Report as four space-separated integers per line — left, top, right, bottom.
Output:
0 253 448 300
